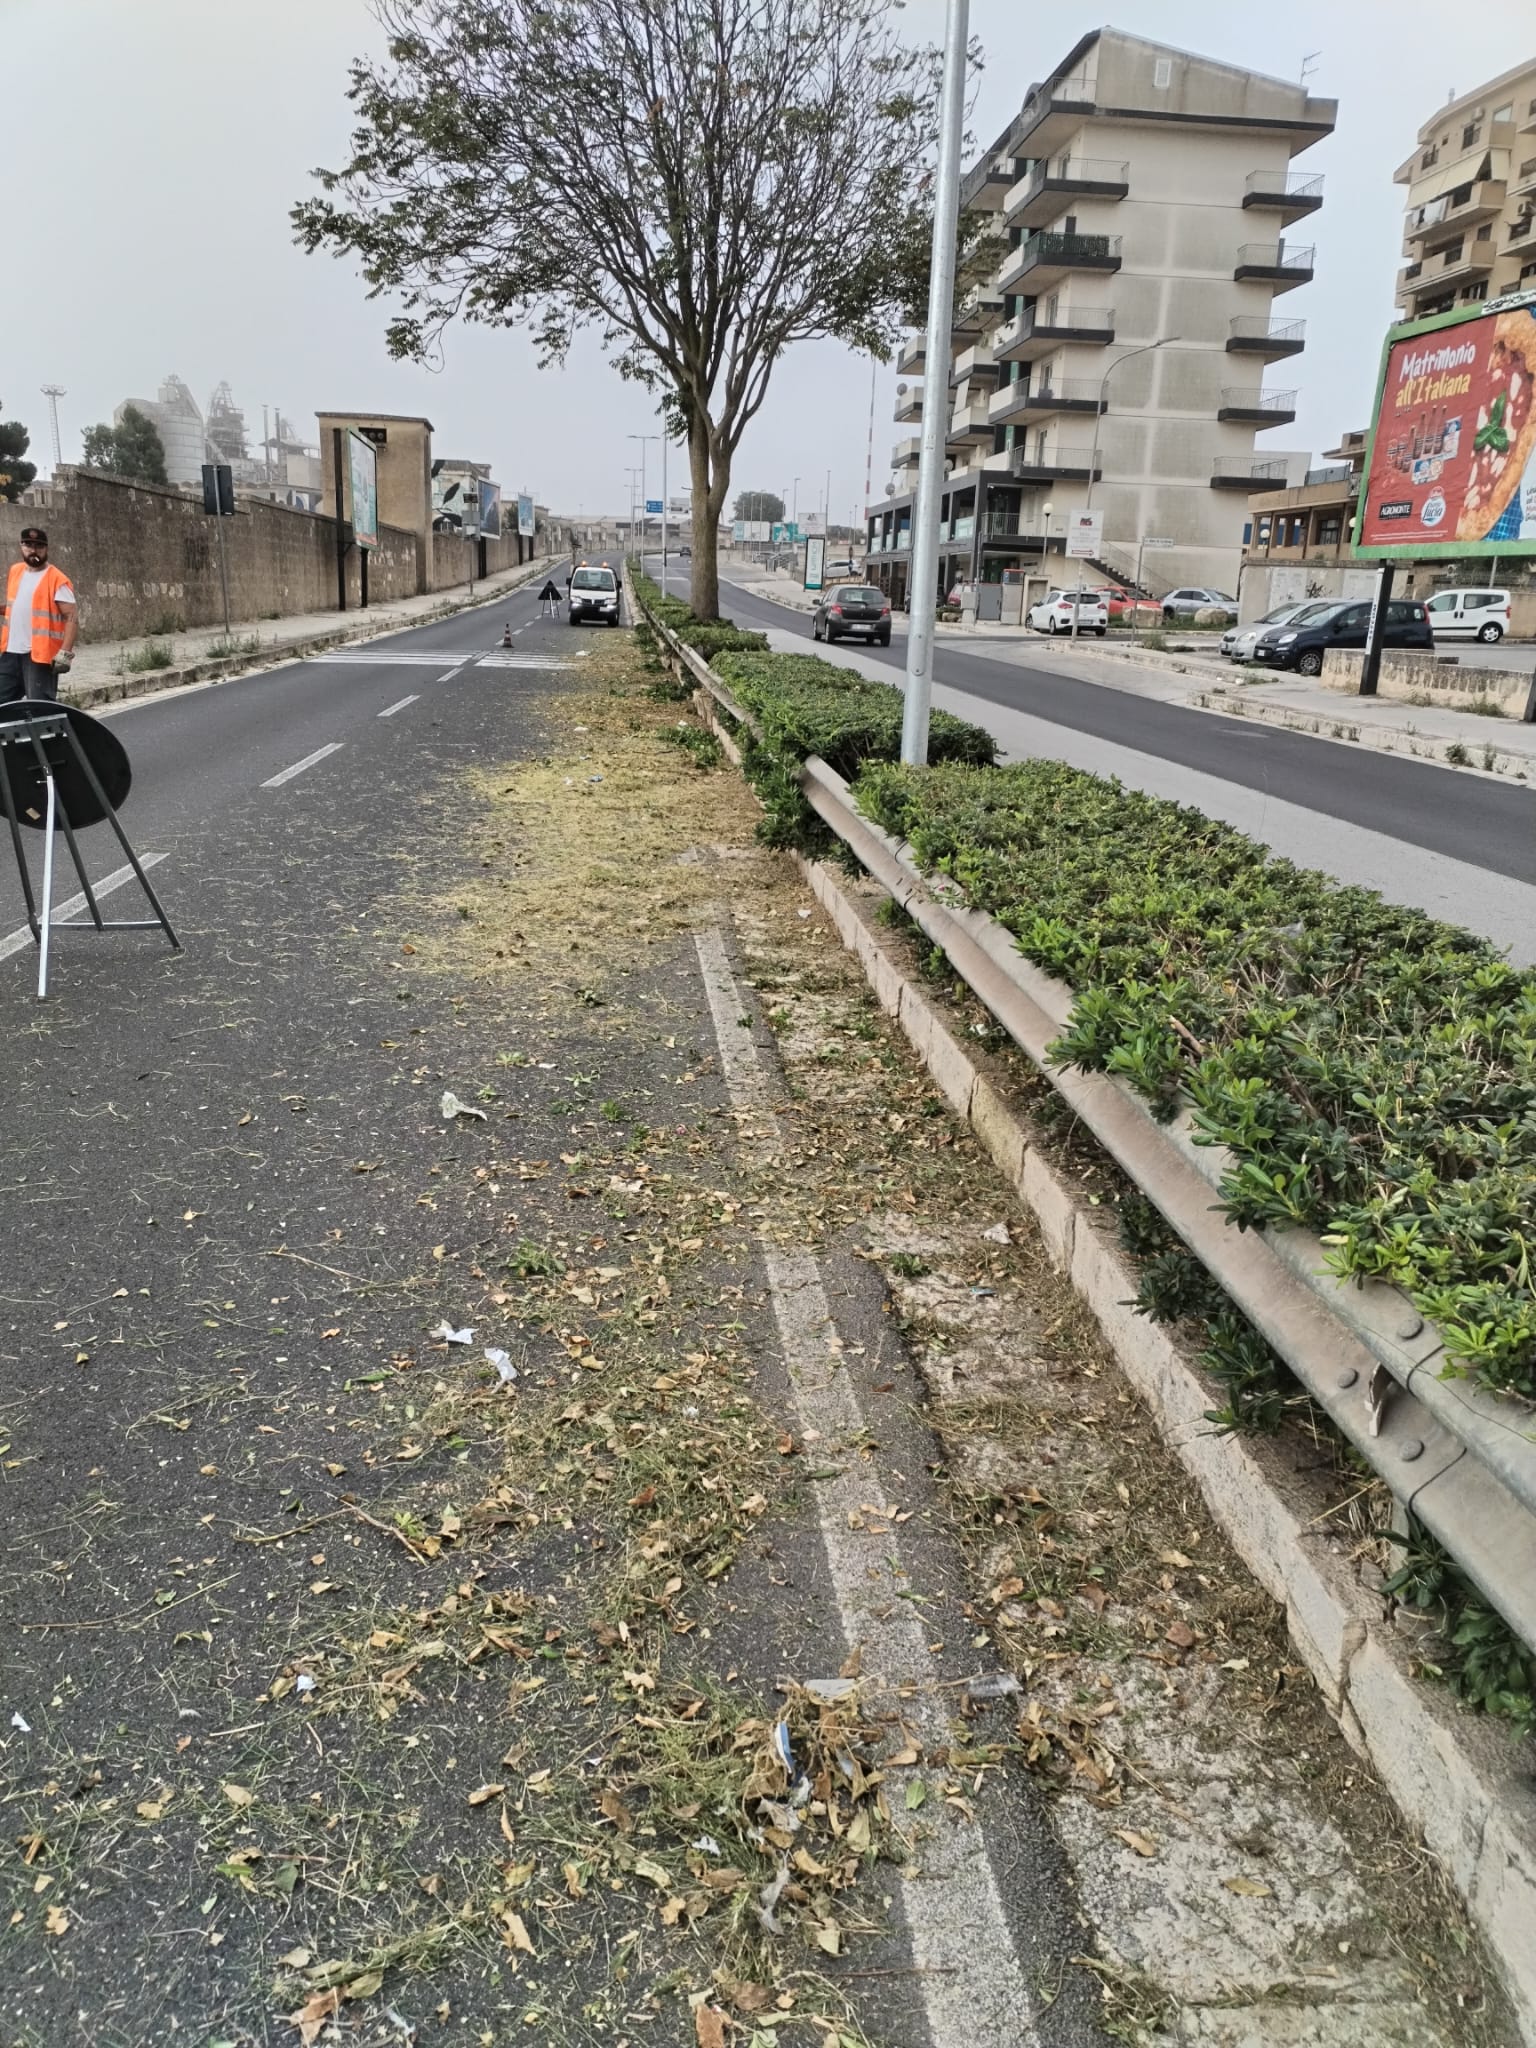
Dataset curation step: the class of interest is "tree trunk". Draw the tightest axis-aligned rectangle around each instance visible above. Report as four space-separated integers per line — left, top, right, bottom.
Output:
687 425 721 621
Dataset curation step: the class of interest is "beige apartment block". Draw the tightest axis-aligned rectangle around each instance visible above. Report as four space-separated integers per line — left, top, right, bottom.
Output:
1396 62 1536 322
867 29 1335 609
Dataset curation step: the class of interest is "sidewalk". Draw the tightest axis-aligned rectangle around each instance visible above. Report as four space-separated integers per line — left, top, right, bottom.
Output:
57 554 551 711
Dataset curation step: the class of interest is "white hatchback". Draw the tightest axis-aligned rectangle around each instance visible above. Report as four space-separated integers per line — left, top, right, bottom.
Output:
1424 587 1512 643
1027 590 1108 636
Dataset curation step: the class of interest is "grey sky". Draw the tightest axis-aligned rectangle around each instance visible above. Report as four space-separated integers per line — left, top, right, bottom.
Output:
9 1 1534 523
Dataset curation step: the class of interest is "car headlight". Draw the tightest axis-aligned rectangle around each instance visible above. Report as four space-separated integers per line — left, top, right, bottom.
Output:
1275 632 1298 644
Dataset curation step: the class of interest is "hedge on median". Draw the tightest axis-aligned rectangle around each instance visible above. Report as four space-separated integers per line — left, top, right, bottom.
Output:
854 755 1536 1400
628 565 769 657
713 649 996 849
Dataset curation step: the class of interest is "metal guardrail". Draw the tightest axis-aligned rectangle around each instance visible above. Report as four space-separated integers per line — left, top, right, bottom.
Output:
627 572 1536 1658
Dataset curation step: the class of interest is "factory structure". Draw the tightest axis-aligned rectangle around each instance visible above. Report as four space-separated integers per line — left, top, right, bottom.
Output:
112 374 323 507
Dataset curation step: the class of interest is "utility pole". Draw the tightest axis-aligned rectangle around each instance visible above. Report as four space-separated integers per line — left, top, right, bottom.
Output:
661 424 669 593
628 433 658 563
40 385 65 474
901 0 969 766
1070 334 1179 643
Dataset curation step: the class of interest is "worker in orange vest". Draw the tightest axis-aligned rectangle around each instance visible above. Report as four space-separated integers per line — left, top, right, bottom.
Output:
0 527 78 703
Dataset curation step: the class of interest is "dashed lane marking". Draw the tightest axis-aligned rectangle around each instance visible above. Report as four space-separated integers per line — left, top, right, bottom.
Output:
377 695 420 718
261 742 343 789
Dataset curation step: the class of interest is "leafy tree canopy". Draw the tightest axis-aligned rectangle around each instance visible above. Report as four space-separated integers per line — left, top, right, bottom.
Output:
0 406 36 504
733 491 786 526
80 406 169 486
295 0 973 617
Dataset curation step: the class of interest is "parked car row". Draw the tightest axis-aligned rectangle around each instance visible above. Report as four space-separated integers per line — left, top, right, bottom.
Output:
1218 584 1510 675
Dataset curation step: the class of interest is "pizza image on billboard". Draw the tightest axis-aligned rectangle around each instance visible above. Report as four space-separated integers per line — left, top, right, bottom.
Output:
1355 291 1536 560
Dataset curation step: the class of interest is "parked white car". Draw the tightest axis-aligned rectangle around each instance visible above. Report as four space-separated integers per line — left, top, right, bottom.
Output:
1027 589 1108 636
1221 600 1333 662
1424 587 1512 642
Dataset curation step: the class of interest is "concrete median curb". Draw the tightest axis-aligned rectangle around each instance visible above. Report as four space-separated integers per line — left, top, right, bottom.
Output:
795 852 1536 2043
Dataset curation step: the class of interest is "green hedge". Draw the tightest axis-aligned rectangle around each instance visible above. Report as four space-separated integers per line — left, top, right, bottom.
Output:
855 756 1536 1399
628 564 768 657
715 650 995 850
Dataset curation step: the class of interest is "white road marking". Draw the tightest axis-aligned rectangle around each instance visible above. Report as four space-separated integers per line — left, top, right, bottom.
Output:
262 742 343 788
377 695 420 718
0 854 168 962
304 651 467 666
475 654 572 670
692 926 1041 2048
439 664 466 681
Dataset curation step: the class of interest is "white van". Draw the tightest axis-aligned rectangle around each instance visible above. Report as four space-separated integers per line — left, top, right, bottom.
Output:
1423 588 1512 643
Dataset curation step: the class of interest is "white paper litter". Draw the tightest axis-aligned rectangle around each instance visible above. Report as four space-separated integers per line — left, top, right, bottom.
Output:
440 1090 488 1121
982 1221 1012 1244
295 1674 318 1695
485 1347 518 1384
9 1712 30 1733
430 1321 474 1346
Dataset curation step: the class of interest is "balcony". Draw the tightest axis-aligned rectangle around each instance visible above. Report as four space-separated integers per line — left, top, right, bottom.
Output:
1010 443 1101 484
995 378 1107 425
1405 178 1508 246
1211 456 1292 491
995 304 1116 362
1507 210 1536 255
953 282 1005 339
1520 95 1536 136
1007 68 1099 158
950 342 996 388
1514 156 1536 198
893 384 922 424
1004 155 1128 228
1418 237 1496 290
893 436 921 469
1227 316 1306 358
1217 386 1298 425
1233 240 1315 291
1242 169 1325 224
947 400 995 448
895 335 926 375
960 149 1023 212
999 229 1122 293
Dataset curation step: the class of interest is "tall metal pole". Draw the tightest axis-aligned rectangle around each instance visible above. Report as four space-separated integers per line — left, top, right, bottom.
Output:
1071 335 1177 643
901 0 970 766
40 385 65 474
661 429 669 593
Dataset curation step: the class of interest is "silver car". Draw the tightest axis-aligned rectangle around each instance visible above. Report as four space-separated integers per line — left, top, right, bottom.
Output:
1221 601 1332 662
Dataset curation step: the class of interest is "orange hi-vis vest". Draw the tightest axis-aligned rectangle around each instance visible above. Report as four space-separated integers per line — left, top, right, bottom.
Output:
4 561 74 663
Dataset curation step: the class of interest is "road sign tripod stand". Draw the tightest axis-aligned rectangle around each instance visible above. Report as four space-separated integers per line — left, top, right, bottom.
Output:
0 700 179 999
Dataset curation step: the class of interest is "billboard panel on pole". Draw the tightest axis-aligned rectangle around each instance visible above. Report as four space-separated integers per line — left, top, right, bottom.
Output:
517 493 535 538
347 430 379 549
1355 292 1536 559
477 481 503 539
803 536 826 591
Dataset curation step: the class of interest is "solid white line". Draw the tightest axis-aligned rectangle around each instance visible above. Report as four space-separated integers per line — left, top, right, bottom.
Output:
0 854 168 962
377 695 419 718
692 927 1041 2048
261 742 343 788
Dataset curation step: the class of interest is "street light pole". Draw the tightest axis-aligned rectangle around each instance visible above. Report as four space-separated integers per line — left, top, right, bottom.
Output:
901 0 969 767
1070 334 1179 643
628 432 658 564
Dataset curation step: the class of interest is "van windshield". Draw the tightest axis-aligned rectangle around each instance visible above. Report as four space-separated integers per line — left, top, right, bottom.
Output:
572 569 615 590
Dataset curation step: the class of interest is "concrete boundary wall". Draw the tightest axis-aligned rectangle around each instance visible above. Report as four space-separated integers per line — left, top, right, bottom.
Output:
1324 646 1534 717
0 470 422 643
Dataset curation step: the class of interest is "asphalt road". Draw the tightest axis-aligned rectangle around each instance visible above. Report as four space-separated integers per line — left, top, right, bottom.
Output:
0 568 606 952
671 562 1536 888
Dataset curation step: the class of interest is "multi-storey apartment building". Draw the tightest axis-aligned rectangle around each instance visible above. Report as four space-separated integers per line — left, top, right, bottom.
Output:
1396 60 1536 323
866 29 1334 609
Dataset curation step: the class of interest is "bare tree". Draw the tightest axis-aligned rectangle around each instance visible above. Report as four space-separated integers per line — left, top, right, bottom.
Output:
294 0 959 618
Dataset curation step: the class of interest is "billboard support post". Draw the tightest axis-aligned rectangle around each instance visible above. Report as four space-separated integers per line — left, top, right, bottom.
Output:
332 427 347 613
1358 564 1395 697
360 546 370 611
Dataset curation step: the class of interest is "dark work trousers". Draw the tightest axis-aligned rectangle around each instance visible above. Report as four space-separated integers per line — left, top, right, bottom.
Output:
0 651 60 702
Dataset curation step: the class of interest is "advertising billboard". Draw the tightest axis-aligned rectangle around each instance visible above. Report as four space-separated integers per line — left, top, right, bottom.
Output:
1355 291 1536 559
803 536 826 591
517 493 535 539
477 481 503 540
347 430 379 550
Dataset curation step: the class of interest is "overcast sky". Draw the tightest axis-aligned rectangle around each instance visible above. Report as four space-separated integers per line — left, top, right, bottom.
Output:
8 1 1534 523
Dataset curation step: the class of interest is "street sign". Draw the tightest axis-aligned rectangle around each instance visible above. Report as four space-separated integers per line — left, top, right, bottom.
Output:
1065 510 1103 560
645 499 663 515
1142 535 1176 547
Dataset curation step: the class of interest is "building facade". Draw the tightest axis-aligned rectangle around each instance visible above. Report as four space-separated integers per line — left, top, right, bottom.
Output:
1395 62 1536 321
867 29 1333 608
